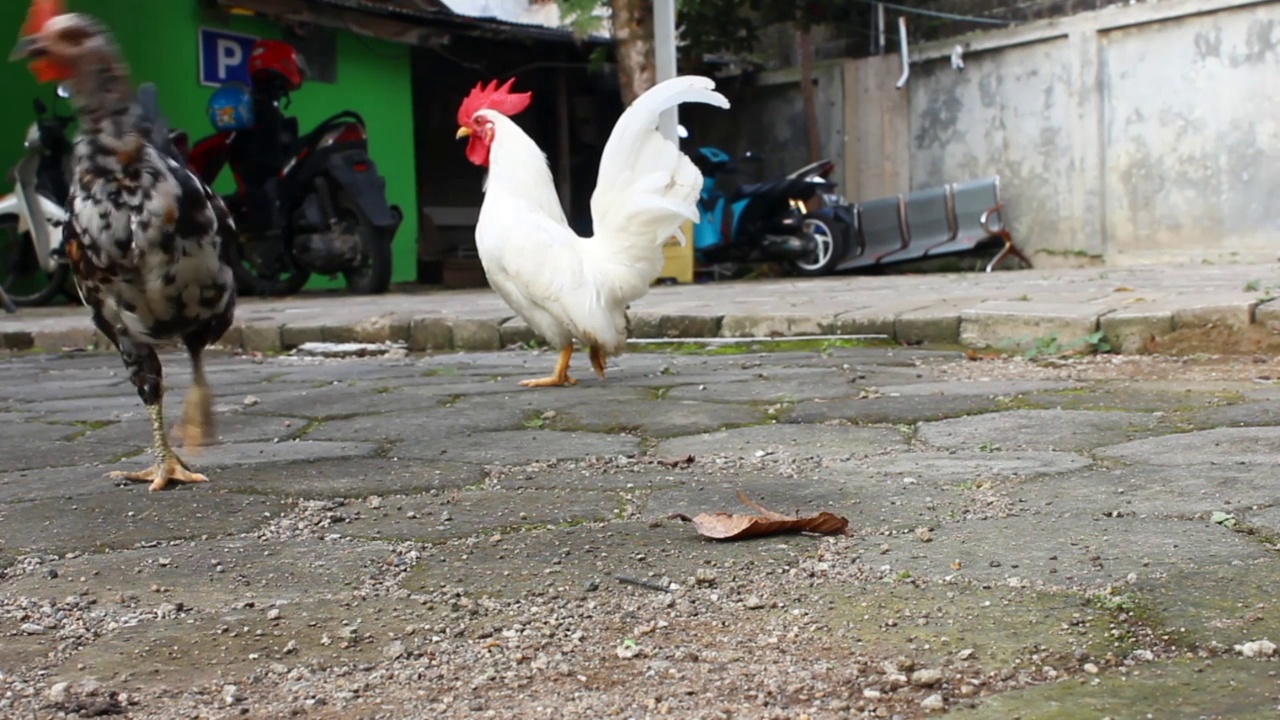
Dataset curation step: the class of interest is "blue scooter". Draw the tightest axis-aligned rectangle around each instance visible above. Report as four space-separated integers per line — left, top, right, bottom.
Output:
690 146 848 276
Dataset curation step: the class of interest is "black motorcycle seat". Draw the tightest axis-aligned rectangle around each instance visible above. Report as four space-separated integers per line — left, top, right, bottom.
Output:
731 178 789 201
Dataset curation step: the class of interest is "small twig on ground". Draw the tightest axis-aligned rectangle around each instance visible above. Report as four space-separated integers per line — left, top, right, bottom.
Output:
614 574 671 593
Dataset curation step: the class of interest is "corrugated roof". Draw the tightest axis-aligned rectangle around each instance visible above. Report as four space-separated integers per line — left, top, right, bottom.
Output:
442 0 564 30
310 0 608 41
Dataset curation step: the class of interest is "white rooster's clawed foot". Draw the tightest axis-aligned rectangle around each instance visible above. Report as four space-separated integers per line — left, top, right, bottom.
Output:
518 344 578 388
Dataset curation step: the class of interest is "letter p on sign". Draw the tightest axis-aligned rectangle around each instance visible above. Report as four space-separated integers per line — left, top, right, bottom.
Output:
216 39 243 79
198 28 258 87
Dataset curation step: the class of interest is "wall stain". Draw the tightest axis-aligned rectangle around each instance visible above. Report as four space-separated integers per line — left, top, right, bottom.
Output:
978 72 1001 109
1194 26 1223 60
1232 18 1278 67
913 84 965 150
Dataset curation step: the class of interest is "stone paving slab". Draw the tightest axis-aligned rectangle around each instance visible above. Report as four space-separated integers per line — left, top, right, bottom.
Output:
336 489 625 542
788 392 1011 425
4 262 1279 355
0 490 286 554
841 450 1093 484
882 512 1271 588
1093 426 1280 466
1017 464 1280 519
390 429 642 464
915 408 1163 453
653 423 907 460
213 458 487 499
951 658 1280 719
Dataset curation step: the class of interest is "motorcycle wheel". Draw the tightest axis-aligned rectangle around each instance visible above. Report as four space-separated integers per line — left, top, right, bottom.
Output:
338 192 393 295
790 213 846 277
223 231 311 298
0 214 72 307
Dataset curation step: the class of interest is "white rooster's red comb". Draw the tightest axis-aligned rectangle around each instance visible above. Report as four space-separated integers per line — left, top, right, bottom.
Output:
457 78 532 125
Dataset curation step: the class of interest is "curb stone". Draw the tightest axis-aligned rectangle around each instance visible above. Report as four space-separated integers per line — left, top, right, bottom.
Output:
281 322 325 348
720 313 827 338
1257 299 1280 332
449 318 505 351
1172 300 1259 332
895 301 974 345
499 318 539 347
960 302 1103 352
3 277 1278 356
240 324 283 354
1099 310 1174 355
3 304 1276 356
409 317 452 351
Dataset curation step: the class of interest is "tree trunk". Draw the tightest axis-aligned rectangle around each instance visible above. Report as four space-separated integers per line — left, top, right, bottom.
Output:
797 26 822 163
609 0 655 105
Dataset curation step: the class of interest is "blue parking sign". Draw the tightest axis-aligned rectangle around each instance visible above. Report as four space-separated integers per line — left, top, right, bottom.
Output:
198 27 259 87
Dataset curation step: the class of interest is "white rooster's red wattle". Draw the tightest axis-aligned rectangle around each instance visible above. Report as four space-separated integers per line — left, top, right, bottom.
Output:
457 76 730 387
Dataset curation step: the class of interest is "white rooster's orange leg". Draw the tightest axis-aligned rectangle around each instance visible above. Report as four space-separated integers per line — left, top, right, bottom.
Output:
519 344 578 388
588 344 607 379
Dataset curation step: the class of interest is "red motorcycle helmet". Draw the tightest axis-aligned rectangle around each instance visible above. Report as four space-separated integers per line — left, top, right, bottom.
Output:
249 39 307 92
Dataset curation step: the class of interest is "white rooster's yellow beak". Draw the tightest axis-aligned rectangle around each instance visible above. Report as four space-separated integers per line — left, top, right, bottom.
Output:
455 126 472 140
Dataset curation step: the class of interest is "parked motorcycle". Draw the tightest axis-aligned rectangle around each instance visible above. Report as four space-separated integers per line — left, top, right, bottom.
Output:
690 147 846 277
0 91 73 307
181 40 402 297
804 170 858 274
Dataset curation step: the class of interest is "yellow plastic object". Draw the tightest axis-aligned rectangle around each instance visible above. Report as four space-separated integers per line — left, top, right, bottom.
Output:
656 220 694 284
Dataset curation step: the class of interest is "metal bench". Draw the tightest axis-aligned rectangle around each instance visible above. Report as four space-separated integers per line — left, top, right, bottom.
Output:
835 194 906 271
884 185 954 264
924 176 1032 272
829 176 1032 273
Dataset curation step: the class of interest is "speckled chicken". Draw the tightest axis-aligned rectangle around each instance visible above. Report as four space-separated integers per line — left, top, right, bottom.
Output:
11 0 236 490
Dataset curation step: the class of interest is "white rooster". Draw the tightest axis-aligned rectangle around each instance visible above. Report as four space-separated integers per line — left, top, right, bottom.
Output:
456 76 729 387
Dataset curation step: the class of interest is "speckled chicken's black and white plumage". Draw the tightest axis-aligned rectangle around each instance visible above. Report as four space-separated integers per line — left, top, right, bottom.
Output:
13 11 236 490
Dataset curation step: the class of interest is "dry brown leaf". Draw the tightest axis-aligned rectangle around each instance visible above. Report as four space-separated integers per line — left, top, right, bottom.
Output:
673 490 852 540
1113 285 1135 292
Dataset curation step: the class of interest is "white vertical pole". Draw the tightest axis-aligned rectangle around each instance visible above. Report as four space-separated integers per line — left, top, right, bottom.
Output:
877 2 886 55
654 0 678 140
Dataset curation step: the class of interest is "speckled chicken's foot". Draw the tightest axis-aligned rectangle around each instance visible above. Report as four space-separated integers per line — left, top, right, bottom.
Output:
519 344 578 388
173 357 215 451
109 404 209 491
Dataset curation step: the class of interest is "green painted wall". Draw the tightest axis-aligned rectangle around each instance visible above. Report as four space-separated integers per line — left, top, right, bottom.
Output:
0 0 418 289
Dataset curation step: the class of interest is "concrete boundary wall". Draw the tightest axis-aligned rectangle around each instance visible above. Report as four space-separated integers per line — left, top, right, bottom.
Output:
889 0 1280 265
736 0 1279 267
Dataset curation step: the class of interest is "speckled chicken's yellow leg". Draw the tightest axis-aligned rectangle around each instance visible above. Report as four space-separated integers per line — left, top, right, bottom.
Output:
104 336 207 491
588 344 607 379
110 401 209 492
173 351 215 451
519 344 578 388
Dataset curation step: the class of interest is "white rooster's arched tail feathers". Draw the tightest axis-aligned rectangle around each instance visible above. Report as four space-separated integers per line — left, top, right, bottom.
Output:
586 76 729 304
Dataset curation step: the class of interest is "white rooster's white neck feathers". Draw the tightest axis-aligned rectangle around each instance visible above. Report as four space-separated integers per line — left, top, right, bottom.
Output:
480 112 567 224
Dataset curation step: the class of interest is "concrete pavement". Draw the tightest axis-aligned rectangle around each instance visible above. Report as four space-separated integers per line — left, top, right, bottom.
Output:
3 262 1280 355
2 345 1280 717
